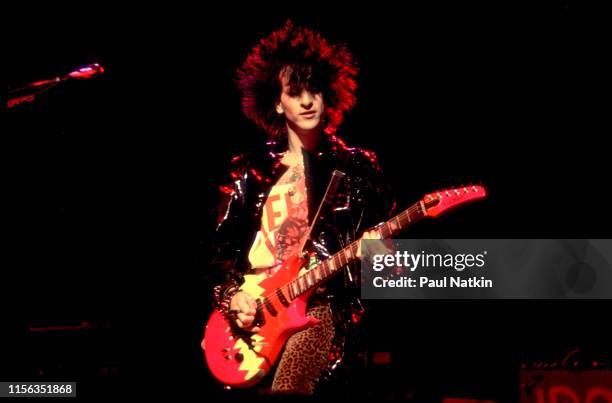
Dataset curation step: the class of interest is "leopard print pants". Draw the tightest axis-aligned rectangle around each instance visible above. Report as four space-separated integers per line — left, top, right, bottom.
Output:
270 304 335 394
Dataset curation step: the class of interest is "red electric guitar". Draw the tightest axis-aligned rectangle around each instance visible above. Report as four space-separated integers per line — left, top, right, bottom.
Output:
202 185 487 388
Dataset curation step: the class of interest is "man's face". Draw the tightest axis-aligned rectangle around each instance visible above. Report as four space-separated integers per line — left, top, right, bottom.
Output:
276 72 324 133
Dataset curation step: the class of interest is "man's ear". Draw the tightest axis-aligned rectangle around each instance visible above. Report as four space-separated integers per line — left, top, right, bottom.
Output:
275 102 284 115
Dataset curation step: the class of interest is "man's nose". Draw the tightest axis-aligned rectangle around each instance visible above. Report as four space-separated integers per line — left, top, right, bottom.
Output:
300 91 314 109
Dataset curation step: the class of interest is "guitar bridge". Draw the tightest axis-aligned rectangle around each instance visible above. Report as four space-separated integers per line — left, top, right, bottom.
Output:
249 341 269 347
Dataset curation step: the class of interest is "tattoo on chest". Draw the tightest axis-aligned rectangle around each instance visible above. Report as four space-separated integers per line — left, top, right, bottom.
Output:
278 164 304 185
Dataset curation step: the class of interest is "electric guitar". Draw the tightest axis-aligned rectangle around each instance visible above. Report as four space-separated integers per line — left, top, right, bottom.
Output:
202 185 487 388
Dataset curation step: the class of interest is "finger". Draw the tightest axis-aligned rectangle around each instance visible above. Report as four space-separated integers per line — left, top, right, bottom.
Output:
237 298 251 314
244 295 257 315
367 229 381 239
251 326 261 333
237 313 254 326
229 292 244 310
235 318 244 328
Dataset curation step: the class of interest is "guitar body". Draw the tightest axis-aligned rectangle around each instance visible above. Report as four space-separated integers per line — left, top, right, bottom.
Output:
203 254 319 388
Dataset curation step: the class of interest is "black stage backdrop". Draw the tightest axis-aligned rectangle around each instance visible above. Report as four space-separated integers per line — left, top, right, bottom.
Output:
6 2 609 402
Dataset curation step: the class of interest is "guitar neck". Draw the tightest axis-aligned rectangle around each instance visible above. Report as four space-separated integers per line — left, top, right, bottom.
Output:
282 185 487 300
286 201 426 299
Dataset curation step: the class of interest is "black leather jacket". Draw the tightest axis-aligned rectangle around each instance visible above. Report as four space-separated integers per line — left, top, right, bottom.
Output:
208 134 395 309
206 133 395 381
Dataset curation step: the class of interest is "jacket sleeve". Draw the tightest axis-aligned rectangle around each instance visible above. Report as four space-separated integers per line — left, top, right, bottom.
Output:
205 156 251 312
353 149 396 233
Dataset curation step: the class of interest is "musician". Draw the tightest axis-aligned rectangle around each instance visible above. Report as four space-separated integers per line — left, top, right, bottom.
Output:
206 20 394 394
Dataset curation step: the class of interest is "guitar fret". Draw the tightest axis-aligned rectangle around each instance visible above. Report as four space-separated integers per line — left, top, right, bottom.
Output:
400 211 409 227
345 246 353 262
336 251 346 267
292 281 298 297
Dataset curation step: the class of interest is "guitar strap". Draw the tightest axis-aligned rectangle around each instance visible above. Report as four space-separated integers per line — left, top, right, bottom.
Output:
300 148 350 254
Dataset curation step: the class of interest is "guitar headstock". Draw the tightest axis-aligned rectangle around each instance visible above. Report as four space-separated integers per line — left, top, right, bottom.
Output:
422 185 487 217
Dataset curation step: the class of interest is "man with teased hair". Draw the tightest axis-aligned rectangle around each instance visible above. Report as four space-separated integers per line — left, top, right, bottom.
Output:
207 20 394 394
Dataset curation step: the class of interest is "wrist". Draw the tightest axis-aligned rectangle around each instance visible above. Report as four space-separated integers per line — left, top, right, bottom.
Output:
214 283 241 314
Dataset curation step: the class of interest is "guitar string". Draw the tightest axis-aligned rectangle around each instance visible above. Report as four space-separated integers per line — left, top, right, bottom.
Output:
256 189 484 304
258 204 423 303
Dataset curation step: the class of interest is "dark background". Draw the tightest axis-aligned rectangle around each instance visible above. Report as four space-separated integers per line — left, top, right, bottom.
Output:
6 2 609 401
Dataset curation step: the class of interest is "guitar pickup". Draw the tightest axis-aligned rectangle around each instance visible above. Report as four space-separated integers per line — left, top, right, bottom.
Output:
254 299 266 326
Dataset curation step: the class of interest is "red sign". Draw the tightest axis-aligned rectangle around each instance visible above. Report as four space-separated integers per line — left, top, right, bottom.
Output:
520 370 612 402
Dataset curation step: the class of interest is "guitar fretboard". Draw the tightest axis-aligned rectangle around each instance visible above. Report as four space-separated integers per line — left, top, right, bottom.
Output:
283 201 426 300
